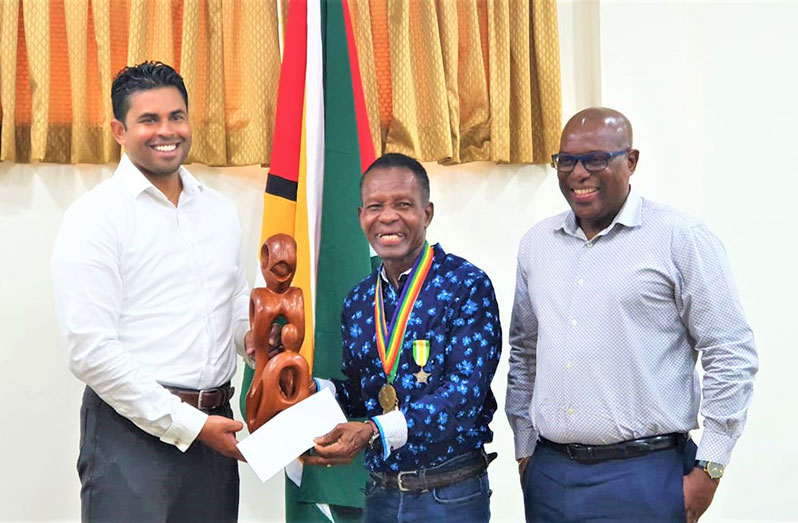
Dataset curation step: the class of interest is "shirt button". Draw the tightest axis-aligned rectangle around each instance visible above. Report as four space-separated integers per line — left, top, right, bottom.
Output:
566 362 573 370
566 407 574 415
577 278 584 285
570 319 578 326
586 243 593 248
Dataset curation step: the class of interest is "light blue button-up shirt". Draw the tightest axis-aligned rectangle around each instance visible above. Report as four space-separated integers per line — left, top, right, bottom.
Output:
505 187 757 464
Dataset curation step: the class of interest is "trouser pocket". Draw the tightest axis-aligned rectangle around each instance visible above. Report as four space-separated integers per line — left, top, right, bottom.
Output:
433 473 490 504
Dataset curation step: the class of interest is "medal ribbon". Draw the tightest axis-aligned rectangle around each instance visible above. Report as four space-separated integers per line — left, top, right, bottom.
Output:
375 242 434 383
412 340 430 367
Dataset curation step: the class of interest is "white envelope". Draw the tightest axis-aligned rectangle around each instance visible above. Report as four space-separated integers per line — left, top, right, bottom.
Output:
237 388 347 482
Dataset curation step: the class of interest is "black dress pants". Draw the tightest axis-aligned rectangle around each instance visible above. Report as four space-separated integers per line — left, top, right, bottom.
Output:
78 387 239 523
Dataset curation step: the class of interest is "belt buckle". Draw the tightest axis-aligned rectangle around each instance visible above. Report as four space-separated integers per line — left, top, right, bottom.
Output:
565 445 576 460
396 470 415 492
197 389 214 410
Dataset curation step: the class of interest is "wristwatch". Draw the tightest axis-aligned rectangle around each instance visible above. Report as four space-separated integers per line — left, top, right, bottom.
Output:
695 460 725 480
365 420 382 454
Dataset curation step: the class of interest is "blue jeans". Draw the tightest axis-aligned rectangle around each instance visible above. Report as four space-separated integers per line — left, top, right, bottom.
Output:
364 455 492 522
521 438 697 522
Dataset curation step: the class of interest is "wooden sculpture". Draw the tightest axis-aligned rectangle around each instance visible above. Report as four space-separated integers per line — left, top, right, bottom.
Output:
245 233 310 433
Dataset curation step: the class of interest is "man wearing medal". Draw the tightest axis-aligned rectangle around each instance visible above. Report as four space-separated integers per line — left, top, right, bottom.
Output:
302 153 502 522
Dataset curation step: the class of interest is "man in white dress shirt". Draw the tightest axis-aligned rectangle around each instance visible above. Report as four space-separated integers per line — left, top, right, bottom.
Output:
52 62 249 522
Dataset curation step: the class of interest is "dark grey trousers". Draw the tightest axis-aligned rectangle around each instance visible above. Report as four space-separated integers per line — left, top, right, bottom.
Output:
78 387 239 523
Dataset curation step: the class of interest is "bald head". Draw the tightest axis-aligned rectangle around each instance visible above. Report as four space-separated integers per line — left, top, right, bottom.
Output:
556 107 640 241
561 107 633 151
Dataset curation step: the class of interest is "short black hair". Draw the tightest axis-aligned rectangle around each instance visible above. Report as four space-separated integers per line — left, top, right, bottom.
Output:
361 153 430 203
111 61 188 124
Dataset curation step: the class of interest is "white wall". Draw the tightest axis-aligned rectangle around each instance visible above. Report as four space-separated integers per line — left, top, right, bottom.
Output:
0 162 288 522
598 1 798 520
2 1 794 521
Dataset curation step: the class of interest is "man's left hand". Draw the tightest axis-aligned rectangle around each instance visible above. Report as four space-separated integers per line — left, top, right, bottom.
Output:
302 422 373 466
244 324 285 368
683 467 719 523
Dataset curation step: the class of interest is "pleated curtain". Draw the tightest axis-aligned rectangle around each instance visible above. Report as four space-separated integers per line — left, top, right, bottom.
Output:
0 0 560 167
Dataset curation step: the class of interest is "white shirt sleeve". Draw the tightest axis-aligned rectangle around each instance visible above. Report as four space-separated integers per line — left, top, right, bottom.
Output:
232 237 251 360
371 410 408 459
52 200 207 452
313 378 407 458
314 378 337 395
506 242 540 460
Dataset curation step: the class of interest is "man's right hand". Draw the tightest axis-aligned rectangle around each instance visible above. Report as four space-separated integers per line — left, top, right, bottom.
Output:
518 456 531 477
197 415 245 461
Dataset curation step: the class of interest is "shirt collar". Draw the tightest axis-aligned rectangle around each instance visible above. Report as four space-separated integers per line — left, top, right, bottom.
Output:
557 185 642 239
379 265 413 291
115 153 203 200
378 243 441 290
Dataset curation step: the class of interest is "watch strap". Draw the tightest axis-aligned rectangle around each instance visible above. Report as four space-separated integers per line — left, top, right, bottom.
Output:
365 420 381 451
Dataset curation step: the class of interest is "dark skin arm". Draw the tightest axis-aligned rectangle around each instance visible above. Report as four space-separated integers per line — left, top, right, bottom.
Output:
683 468 719 523
302 422 375 466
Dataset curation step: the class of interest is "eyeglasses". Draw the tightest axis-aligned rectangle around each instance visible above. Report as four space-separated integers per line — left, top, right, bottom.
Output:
551 149 630 173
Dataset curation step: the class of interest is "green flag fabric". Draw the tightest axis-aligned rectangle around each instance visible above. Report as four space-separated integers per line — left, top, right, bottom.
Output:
241 0 375 520
292 0 373 514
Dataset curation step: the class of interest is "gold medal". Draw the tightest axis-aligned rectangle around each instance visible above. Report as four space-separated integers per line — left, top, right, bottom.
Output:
378 383 398 414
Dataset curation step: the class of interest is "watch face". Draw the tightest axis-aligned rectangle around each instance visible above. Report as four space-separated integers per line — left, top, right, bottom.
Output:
705 462 724 479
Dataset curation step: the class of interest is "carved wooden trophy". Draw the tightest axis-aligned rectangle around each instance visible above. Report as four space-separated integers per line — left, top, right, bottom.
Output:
245 233 310 433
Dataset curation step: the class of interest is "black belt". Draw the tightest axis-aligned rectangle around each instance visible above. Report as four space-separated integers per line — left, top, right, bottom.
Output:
163 381 234 411
369 450 496 492
538 433 687 463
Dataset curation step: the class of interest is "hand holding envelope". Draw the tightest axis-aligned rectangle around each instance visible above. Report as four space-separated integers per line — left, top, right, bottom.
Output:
237 388 347 482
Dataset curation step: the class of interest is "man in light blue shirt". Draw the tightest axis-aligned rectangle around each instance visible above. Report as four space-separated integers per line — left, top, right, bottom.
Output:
506 107 757 522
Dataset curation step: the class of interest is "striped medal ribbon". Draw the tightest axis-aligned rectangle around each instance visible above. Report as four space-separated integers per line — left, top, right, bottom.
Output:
412 340 430 367
375 242 434 412
412 339 431 384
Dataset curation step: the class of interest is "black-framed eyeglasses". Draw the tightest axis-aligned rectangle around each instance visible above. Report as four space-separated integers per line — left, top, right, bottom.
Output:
551 149 630 173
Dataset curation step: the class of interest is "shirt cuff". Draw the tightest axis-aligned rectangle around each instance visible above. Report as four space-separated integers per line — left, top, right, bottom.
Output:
696 429 737 465
314 378 337 396
513 426 538 460
371 410 408 459
159 399 208 452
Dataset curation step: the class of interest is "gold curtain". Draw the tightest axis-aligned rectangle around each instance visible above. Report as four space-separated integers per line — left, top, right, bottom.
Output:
350 0 561 165
0 0 281 166
0 0 560 167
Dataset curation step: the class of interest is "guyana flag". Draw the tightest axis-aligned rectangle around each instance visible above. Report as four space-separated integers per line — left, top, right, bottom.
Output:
239 0 375 520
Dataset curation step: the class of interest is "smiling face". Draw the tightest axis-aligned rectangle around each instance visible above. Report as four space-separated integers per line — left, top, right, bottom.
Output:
557 108 639 239
358 166 434 280
110 86 191 180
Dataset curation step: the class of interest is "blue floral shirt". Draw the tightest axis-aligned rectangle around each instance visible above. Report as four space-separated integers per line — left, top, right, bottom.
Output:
331 244 502 473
